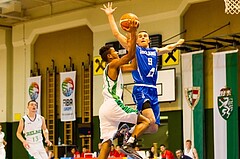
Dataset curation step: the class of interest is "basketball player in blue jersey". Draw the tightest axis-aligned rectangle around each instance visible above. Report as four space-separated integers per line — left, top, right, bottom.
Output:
16 100 52 159
102 2 184 134
98 20 150 159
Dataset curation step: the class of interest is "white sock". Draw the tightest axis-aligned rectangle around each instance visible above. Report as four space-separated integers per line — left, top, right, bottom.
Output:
127 136 135 144
129 125 136 134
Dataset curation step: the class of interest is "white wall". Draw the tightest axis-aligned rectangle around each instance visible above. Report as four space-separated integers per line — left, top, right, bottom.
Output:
0 29 8 122
0 27 13 122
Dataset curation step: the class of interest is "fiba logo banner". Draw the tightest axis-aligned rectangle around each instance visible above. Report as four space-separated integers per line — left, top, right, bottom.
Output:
27 76 41 114
184 87 200 110
62 77 74 97
29 82 39 100
217 87 233 120
60 71 76 121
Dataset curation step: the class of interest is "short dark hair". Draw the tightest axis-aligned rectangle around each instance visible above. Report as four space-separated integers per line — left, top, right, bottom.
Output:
99 45 111 62
160 144 166 147
186 139 192 143
175 149 183 153
28 100 38 108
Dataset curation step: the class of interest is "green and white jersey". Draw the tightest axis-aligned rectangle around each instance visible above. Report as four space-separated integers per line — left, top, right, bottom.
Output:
0 131 5 149
102 64 124 101
23 114 43 144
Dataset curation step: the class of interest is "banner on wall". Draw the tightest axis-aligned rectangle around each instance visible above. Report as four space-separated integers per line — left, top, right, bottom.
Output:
27 76 41 114
60 71 76 121
181 50 204 159
93 56 106 75
213 49 239 159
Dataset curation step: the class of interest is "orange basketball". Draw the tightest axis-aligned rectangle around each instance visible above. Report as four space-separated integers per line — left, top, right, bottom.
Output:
120 13 139 32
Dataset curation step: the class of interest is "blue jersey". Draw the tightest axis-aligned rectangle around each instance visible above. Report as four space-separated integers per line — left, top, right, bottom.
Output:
131 46 160 125
132 46 158 86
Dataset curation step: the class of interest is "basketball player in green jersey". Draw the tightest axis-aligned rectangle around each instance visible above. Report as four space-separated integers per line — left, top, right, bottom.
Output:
16 100 52 159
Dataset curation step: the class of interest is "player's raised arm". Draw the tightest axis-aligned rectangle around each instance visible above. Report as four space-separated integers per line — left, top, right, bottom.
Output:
157 39 184 55
112 16 138 69
101 2 128 49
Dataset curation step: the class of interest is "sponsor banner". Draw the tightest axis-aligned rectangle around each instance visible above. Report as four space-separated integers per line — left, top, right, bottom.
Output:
93 56 106 75
27 76 41 114
60 71 76 121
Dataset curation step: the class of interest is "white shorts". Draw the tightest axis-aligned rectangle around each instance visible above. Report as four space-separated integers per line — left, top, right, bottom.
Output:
27 142 48 159
0 147 6 159
99 99 138 143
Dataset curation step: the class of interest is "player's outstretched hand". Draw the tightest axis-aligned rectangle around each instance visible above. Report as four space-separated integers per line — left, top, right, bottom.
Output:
165 39 185 51
176 39 184 45
101 2 117 15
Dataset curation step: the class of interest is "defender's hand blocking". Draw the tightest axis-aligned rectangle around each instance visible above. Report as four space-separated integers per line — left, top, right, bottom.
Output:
176 39 185 45
120 13 139 32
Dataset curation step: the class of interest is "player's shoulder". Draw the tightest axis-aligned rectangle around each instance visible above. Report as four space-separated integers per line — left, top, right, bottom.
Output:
39 114 45 119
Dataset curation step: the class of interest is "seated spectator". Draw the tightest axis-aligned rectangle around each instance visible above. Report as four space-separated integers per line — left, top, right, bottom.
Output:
80 146 91 158
134 146 140 151
184 139 199 159
109 144 117 158
148 146 155 159
114 145 126 157
175 149 192 159
71 147 80 158
160 144 174 159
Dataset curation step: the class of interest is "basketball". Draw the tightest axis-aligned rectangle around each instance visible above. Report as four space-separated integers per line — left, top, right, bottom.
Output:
120 13 139 32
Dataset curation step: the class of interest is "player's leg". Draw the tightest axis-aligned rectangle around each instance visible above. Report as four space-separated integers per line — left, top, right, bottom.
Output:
98 139 111 159
131 114 150 138
136 86 159 134
27 144 43 159
0 148 6 159
132 86 157 133
38 144 49 159
141 101 158 133
29 152 43 159
121 114 150 159
99 100 120 159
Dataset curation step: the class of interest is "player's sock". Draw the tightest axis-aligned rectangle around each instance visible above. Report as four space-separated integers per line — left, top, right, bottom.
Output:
127 136 135 144
129 125 136 134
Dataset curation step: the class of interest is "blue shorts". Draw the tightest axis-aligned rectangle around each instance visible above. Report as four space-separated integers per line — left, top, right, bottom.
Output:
132 85 160 125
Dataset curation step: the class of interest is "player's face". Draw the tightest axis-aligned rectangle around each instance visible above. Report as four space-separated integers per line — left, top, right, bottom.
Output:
109 47 119 59
186 141 191 149
151 146 154 152
116 146 121 152
28 101 38 112
137 32 150 48
71 148 76 153
175 150 182 158
160 146 166 152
